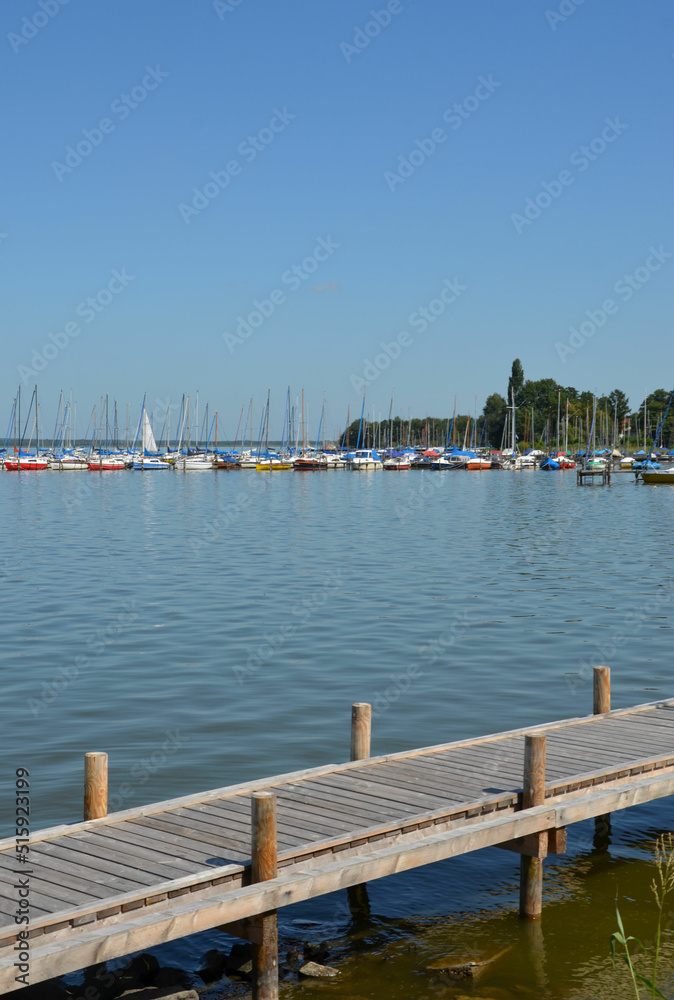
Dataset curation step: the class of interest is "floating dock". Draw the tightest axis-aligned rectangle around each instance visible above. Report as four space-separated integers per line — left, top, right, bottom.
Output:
2 668 674 997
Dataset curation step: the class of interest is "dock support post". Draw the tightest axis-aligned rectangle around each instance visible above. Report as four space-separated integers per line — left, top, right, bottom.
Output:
251 791 278 1000
350 702 372 762
348 703 373 926
84 752 108 821
519 735 546 920
593 666 612 845
593 666 611 715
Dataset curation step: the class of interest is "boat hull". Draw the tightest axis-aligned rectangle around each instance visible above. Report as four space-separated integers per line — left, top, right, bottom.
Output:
4 460 49 471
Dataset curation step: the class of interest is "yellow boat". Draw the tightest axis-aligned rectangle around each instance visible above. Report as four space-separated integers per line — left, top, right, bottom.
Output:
641 469 674 485
256 459 293 471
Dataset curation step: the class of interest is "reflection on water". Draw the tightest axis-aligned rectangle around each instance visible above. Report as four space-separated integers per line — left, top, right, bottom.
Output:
2 469 674 995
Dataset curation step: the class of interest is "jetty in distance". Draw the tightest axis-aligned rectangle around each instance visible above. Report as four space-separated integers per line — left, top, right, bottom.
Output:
3 668 674 997
3 385 674 480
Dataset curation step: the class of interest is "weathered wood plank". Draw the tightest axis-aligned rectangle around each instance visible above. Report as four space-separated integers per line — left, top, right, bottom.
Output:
10 762 674 990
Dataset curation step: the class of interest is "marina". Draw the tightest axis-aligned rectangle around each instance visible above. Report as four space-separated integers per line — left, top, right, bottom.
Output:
3 385 673 482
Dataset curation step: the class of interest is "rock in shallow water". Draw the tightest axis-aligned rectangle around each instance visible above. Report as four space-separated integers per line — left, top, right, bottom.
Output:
298 961 340 978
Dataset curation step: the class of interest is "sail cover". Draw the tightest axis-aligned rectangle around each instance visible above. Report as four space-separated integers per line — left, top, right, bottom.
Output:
142 410 158 453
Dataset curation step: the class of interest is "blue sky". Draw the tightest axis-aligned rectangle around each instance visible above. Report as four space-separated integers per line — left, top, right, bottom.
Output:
2 0 673 440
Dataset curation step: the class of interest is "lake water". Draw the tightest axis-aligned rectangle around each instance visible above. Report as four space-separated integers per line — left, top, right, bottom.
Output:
2 467 674 998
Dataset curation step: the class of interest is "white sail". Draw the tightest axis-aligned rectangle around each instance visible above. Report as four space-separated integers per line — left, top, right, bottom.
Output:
142 409 158 453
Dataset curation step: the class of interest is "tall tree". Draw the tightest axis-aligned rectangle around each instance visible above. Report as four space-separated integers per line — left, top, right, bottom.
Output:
607 389 630 424
482 393 507 447
507 359 524 402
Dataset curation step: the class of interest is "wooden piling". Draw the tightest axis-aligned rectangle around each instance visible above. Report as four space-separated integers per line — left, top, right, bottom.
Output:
350 702 372 761
594 666 611 842
519 735 546 920
593 666 611 715
251 791 278 1000
83 752 108 821
348 703 373 922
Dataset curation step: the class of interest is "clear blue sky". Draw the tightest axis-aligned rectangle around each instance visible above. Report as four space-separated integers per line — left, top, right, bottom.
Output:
2 0 672 440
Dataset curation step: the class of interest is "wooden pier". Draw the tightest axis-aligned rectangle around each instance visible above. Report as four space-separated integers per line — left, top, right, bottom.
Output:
577 464 612 484
3 668 674 996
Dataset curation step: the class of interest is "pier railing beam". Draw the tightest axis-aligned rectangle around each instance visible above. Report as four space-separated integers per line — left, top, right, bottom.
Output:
593 666 612 844
519 735 546 920
250 791 278 1000
84 752 108 821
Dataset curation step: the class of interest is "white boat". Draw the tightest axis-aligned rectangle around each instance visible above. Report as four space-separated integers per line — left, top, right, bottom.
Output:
176 454 214 471
503 453 537 471
49 452 89 471
87 455 126 471
348 449 383 470
383 455 411 470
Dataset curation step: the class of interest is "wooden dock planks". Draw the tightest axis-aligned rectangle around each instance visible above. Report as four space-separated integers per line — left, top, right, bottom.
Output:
2 695 674 992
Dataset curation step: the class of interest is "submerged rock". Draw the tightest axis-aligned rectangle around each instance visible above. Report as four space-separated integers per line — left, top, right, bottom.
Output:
197 948 228 983
298 961 340 978
427 945 512 981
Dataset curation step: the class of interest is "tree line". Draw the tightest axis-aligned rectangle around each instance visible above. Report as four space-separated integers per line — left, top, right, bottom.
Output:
340 361 674 451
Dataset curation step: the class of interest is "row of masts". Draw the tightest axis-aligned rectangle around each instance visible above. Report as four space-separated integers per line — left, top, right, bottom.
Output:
4 386 671 455
502 392 662 454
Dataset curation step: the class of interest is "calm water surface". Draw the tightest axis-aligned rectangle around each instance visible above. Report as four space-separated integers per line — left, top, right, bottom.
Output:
2 469 674 998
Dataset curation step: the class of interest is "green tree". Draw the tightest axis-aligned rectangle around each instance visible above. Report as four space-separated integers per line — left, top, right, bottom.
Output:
608 389 630 423
507 358 524 402
482 393 507 447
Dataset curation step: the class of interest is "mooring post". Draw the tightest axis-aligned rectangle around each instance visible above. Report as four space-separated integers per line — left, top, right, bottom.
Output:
593 665 611 715
348 703 373 926
83 752 108 821
350 702 372 762
519 734 546 920
251 791 278 1000
593 666 612 844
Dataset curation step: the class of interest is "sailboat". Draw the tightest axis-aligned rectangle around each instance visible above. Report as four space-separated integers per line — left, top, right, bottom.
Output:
256 390 292 469
4 386 49 470
132 396 168 470
294 392 328 469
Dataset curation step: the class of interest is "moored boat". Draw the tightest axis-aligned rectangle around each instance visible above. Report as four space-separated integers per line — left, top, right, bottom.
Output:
641 468 674 485
5 453 49 471
348 448 383 470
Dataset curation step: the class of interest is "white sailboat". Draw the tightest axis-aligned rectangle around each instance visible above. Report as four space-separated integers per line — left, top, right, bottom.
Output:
133 398 168 470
